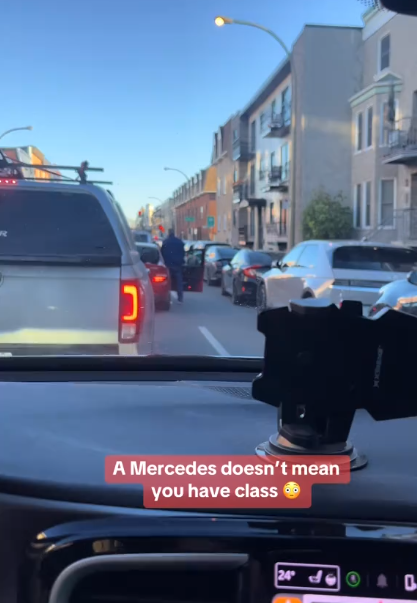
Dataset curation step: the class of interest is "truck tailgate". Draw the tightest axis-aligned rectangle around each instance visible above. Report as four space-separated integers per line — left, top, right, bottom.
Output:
0 264 121 351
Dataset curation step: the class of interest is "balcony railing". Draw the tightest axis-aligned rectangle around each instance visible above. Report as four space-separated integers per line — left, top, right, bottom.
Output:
232 138 255 162
383 117 417 165
263 108 291 138
266 221 288 237
263 163 290 192
363 207 417 244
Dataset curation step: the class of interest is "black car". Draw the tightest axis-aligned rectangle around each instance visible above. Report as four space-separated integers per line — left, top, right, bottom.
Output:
203 245 239 286
221 249 282 304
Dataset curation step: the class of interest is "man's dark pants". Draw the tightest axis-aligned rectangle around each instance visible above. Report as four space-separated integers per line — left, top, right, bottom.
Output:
168 265 183 302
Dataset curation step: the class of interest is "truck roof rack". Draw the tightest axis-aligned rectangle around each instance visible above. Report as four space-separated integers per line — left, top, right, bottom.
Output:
0 152 113 185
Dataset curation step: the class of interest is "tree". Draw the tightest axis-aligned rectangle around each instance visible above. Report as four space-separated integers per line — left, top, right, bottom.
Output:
302 190 353 240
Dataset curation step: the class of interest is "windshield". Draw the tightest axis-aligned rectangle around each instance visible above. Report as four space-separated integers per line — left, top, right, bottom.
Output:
1 0 413 360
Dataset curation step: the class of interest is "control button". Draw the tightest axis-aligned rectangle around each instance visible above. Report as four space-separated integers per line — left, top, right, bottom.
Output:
272 597 302 603
346 571 361 588
309 570 323 585
325 573 337 587
405 574 417 592
377 574 388 589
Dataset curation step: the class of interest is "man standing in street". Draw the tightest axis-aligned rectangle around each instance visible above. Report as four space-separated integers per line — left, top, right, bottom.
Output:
161 229 185 303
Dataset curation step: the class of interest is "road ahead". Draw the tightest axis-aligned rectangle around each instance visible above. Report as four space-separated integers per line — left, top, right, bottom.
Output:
154 283 264 356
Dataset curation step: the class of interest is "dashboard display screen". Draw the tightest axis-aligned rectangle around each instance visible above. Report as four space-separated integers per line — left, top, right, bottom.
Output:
273 563 417 601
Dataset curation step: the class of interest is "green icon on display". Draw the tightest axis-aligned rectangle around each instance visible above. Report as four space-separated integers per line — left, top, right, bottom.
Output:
346 572 361 588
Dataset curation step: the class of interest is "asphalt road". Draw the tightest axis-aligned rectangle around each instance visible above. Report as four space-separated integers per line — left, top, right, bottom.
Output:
154 283 264 356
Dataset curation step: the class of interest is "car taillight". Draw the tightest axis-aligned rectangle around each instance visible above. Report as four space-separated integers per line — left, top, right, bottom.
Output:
243 265 262 278
119 280 141 343
0 179 17 185
152 274 167 283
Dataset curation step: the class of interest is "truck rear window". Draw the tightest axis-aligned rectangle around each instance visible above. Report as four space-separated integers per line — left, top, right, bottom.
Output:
136 245 160 265
0 189 121 260
332 246 417 272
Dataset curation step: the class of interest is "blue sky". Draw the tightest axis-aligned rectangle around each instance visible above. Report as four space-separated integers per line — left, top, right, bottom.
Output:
3 0 363 222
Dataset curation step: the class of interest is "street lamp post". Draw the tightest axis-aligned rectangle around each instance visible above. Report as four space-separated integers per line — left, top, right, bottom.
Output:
0 126 33 141
215 16 297 248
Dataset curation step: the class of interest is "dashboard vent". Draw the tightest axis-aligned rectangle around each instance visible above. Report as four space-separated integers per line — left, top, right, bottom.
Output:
49 553 248 603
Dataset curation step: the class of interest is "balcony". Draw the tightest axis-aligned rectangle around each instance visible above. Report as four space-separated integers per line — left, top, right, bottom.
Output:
383 117 417 166
263 109 291 139
266 221 288 238
263 164 290 193
232 138 255 162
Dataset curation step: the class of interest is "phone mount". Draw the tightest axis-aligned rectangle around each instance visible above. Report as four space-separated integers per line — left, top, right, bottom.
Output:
252 299 416 471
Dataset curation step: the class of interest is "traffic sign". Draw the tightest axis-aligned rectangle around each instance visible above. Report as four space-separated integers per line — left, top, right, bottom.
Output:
207 216 215 228
185 216 195 222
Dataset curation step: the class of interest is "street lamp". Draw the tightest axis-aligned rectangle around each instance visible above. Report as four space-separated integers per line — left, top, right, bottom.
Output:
148 196 164 204
0 125 33 141
215 16 297 248
163 166 190 182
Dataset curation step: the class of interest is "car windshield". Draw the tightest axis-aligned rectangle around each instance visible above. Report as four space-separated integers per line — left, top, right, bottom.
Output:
1 0 414 362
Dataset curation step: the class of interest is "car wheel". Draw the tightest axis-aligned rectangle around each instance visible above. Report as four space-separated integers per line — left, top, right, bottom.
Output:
157 298 171 311
232 281 241 305
257 283 267 313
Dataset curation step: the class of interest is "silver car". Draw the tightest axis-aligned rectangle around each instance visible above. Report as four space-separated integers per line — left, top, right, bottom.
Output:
369 270 417 318
0 180 155 356
257 240 417 316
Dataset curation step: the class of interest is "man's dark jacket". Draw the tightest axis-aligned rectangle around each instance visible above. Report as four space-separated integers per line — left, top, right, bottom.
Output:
161 235 185 268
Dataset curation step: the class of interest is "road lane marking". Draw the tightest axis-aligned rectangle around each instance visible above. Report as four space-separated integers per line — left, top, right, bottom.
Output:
198 326 230 357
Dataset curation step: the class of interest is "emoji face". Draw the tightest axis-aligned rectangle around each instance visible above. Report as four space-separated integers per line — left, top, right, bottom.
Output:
283 482 301 499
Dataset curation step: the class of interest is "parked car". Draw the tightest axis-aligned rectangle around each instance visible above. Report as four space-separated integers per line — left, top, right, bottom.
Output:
135 242 171 311
132 230 153 244
221 249 279 304
368 269 417 318
256 240 417 315
0 180 155 356
204 245 239 286
189 240 231 252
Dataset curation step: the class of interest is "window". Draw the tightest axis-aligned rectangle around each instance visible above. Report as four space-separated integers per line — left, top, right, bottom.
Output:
259 156 266 180
222 177 226 195
250 120 256 152
281 245 303 268
270 151 276 171
233 129 239 141
380 34 390 72
249 208 255 237
247 251 274 266
250 164 255 195
380 100 399 146
200 206 204 216
282 87 291 125
356 112 363 151
233 167 238 183
365 182 372 228
366 107 373 148
354 184 362 228
298 245 320 269
380 179 395 226
269 202 274 223
0 189 121 258
281 143 289 180
217 178 221 196
260 112 266 133
136 245 160 265
223 215 227 231
332 246 417 272
271 99 277 118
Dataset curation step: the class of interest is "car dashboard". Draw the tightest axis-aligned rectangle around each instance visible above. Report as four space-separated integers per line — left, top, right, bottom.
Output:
0 357 417 603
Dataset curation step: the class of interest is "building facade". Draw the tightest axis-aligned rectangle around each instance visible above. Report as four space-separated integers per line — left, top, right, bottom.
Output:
212 117 235 244
350 8 417 247
173 166 217 241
